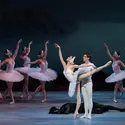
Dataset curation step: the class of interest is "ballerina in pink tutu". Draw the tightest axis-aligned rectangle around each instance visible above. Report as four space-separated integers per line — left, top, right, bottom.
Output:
104 43 125 103
0 39 24 104
26 41 57 103
15 41 32 99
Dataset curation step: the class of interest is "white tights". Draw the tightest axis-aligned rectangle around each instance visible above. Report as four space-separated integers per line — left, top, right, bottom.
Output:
81 81 93 119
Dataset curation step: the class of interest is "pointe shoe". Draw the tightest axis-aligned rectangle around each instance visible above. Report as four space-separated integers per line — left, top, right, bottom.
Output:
20 95 24 98
41 99 46 103
80 114 88 119
86 115 92 120
113 99 118 103
10 101 15 105
27 95 32 100
74 112 79 120
105 61 112 67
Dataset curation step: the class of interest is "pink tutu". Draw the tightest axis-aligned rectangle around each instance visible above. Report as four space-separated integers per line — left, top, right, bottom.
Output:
0 70 24 82
105 70 125 83
28 68 57 81
15 67 39 74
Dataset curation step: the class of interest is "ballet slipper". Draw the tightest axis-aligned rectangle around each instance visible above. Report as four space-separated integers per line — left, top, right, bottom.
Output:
113 99 118 103
80 114 88 119
86 114 92 119
10 101 15 105
41 99 46 103
74 112 79 120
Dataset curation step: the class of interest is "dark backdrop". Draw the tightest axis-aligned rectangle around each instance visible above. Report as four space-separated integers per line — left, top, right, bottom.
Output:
0 0 125 91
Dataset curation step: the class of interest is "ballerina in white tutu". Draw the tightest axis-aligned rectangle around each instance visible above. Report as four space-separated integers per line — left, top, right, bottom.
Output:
26 41 57 103
55 43 111 96
0 39 24 104
55 44 112 120
104 43 125 103
15 41 32 99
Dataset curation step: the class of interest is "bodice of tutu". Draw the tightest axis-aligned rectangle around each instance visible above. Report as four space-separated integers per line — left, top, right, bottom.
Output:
6 62 15 72
112 61 121 73
24 57 31 67
63 68 74 82
39 61 48 72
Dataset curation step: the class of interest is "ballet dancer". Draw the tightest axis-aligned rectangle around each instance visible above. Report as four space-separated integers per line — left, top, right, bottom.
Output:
26 41 57 103
0 39 24 104
49 101 125 114
15 41 32 99
74 53 96 120
104 43 125 103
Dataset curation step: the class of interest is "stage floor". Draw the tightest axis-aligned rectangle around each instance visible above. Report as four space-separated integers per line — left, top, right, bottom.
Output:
0 91 125 125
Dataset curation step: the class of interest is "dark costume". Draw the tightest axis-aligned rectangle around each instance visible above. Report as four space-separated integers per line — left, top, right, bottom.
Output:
49 102 125 114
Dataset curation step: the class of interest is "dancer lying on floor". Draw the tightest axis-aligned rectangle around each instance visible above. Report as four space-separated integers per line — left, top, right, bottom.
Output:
49 101 125 114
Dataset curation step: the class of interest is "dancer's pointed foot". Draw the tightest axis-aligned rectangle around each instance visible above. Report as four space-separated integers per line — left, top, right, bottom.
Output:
27 95 32 100
87 115 91 120
41 99 46 103
113 99 118 103
20 94 24 98
104 61 112 67
80 114 88 119
74 112 79 120
10 101 15 105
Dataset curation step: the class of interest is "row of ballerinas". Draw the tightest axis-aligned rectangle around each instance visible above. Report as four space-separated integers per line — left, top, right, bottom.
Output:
0 40 57 104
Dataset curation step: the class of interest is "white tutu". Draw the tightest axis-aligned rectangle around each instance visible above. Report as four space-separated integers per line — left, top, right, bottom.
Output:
68 71 79 97
28 68 57 81
63 68 79 97
15 67 39 74
0 70 24 82
67 65 95 97
105 70 125 83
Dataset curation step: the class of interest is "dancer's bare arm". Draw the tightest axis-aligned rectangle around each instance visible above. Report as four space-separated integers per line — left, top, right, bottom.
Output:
12 39 22 60
104 43 114 60
73 65 96 69
0 59 8 67
26 41 32 56
118 60 125 68
26 59 40 65
55 44 66 68
44 41 49 58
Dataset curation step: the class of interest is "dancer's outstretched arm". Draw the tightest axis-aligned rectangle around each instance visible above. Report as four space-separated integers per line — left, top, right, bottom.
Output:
73 65 96 69
104 43 114 60
0 59 8 67
26 41 32 56
20 41 32 60
44 41 49 58
78 61 112 81
26 59 40 65
12 39 22 60
55 44 66 68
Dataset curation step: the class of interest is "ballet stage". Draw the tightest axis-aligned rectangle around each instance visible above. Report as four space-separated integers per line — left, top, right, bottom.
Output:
0 91 125 125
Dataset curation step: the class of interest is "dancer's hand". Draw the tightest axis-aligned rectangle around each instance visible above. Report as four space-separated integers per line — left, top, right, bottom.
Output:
55 44 60 49
18 39 22 44
104 43 108 49
29 41 32 45
46 40 49 44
